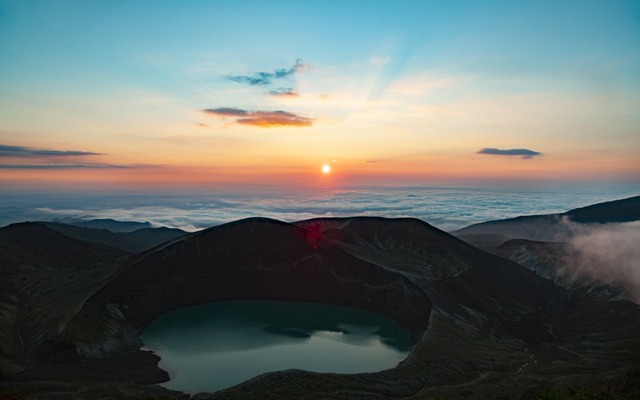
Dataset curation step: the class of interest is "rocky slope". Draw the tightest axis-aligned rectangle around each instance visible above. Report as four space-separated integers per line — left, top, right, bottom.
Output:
2 217 640 399
0 223 128 376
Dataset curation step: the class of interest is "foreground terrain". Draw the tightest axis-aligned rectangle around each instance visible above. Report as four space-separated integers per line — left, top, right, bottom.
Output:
1 198 640 399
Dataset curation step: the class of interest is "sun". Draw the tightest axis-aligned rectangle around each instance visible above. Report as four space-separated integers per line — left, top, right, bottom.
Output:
321 164 331 174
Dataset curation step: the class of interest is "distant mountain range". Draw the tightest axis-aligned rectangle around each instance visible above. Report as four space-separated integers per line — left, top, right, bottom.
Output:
43 220 187 253
66 218 155 233
1 198 639 399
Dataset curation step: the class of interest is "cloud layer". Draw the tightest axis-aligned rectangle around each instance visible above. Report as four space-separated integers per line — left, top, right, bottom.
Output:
0 144 158 169
0 144 101 157
0 144 112 169
0 163 135 169
478 147 542 159
228 60 305 86
203 108 313 127
3 185 634 234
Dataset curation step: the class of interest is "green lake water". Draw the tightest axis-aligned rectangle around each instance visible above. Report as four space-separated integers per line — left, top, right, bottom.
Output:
142 300 414 394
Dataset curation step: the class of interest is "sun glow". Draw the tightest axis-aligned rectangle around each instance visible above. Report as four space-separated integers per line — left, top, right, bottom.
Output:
322 164 331 174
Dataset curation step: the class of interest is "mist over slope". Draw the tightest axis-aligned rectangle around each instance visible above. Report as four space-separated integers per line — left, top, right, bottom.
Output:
455 195 640 303
1 213 639 399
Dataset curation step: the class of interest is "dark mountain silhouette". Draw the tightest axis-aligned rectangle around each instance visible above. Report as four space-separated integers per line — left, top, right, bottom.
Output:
566 195 640 223
2 216 639 399
0 222 127 268
71 218 153 233
43 222 187 253
122 226 187 250
453 195 640 243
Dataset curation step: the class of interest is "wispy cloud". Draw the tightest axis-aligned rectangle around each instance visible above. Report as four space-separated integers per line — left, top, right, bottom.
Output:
477 147 542 159
228 59 305 86
0 144 101 157
237 111 312 127
203 107 313 127
269 88 299 98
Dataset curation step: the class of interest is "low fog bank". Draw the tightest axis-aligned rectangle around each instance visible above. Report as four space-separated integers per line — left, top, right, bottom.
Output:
2 186 637 232
562 220 640 304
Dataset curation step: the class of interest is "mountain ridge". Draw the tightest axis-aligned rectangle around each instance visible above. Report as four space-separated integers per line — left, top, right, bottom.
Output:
1 212 639 399
453 195 640 241
42 221 187 253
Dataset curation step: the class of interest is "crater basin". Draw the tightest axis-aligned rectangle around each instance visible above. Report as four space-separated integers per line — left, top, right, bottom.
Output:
142 300 414 394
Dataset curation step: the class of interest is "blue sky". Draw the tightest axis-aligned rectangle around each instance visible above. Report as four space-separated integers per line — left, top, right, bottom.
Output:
0 0 639 189
4 1 637 86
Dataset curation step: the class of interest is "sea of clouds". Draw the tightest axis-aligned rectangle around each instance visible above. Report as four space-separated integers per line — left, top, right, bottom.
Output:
1 183 636 232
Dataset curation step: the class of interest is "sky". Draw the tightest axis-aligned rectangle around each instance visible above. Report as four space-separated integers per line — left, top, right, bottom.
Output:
1 0 639 192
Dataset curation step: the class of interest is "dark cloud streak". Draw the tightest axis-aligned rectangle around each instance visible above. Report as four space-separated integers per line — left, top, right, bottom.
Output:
203 107 248 117
0 144 101 158
478 147 542 159
0 163 141 169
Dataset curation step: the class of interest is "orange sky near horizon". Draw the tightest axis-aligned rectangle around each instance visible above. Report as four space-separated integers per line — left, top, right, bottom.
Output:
2 147 637 192
1 1 639 192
